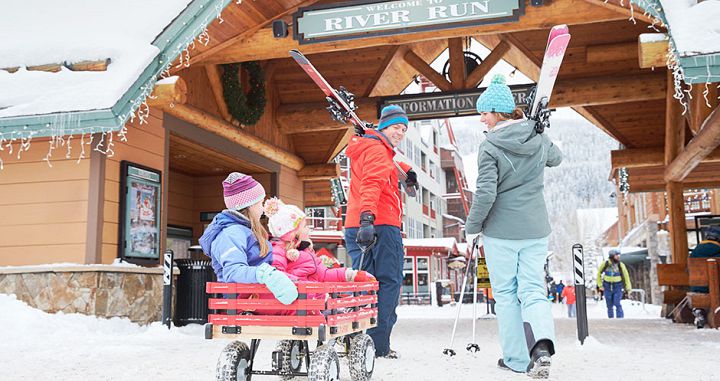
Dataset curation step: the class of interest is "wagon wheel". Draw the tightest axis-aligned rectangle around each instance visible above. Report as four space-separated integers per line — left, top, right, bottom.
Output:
216 340 251 381
349 334 375 381
308 344 340 381
277 340 305 379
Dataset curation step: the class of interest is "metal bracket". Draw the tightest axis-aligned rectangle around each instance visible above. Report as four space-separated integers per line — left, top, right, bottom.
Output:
292 327 312 336
222 326 241 334
205 323 213 339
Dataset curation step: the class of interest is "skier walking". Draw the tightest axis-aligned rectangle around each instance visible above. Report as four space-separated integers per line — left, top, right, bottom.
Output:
596 249 632 318
344 105 416 359
464 74 562 378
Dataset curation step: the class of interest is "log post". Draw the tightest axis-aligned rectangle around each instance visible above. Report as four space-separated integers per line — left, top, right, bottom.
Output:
707 259 720 328
664 71 688 266
646 214 663 305
448 38 466 90
159 103 305 171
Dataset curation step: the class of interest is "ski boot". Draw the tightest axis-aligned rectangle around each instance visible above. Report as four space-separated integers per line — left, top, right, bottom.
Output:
693 308 707 329
526 341 552 379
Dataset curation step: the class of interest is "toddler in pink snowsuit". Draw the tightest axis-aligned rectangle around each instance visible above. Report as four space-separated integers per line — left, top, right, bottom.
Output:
264 197 375 288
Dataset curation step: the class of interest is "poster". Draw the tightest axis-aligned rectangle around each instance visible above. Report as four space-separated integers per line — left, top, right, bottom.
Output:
120 162 161 261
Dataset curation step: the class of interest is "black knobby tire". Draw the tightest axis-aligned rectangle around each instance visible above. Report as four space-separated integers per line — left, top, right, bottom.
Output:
277 340 304 379
348 334 375 381
216 340 251 381
308 344 340 381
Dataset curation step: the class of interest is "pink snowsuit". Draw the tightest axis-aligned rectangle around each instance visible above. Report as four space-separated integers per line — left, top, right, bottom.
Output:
260 240 349 316
271 240 348 282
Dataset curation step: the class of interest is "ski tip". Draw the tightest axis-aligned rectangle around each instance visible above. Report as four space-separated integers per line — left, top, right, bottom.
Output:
289 49 309 64
548 25 569 42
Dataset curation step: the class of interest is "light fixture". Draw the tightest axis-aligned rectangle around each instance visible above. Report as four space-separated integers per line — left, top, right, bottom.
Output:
509 67 517 78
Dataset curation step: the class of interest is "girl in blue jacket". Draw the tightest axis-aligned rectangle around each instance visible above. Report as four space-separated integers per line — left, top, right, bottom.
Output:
199 172 297 305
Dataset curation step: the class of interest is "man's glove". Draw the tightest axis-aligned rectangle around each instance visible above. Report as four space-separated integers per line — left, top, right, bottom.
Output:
465 232 483 248
356 211 376 250
256 263 298 305
623 290 629 299
346 269 376 282
405 170 418 191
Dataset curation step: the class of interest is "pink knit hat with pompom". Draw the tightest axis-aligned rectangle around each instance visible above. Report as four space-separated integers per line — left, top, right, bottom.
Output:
222 172 266 210
263 197 306 239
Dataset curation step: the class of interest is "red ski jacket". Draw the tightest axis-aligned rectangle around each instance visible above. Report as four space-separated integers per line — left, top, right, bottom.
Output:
344 130 403 228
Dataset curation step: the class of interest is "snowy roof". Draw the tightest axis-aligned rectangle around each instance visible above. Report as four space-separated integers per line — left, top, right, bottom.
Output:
442 214 465 224
404 237 458 251
635 0 720 83
659 0 720 57
0 0 231 138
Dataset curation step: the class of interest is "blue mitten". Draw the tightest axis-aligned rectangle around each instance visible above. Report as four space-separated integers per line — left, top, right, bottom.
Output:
256 263 298 305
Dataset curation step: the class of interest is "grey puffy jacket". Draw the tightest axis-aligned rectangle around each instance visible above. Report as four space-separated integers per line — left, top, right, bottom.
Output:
465 119 562 239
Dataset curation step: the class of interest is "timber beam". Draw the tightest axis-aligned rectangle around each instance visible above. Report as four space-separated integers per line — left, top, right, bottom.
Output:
552 73 665 108
148 76 187 107
205 64 233 123
612 147 720 171
298 163 340 181
665 106 720 182
278 73 665 134
639 34 669 69
403 49 453 92
199 0 628 64
159 103 305 171
448 38 466 90
465 39 511 88
276 98 377 135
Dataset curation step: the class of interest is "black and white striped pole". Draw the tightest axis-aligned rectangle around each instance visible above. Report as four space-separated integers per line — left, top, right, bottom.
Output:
573 244 589 344
162 249 174 329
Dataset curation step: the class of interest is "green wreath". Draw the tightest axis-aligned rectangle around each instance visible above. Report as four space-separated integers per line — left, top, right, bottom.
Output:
221 61 266 125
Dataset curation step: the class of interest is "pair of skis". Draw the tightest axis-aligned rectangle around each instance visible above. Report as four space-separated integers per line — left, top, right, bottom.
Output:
528 24 571 133
289 49 417 197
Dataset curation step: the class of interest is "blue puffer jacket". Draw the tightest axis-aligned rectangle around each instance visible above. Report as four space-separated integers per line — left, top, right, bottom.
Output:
199 210 272 283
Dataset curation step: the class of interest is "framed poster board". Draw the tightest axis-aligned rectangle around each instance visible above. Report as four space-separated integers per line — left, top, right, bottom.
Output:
118 161 162 264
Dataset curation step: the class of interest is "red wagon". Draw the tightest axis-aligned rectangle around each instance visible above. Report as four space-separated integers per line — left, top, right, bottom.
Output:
205 281 379 381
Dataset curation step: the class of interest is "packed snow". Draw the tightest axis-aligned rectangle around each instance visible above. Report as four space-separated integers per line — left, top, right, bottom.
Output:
0 0 194 118
1 293 719 380
660 0 720 56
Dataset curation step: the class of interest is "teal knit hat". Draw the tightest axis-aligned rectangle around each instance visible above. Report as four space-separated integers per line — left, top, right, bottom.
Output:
378 104 408 130
476 74 515 114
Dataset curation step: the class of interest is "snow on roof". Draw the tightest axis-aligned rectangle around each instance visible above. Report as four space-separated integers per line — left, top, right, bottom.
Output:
442 214 465 224
404 237 457 250
0 0 194 119
660 0 720 56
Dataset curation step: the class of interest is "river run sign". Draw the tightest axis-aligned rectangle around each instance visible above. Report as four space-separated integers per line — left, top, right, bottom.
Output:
293 0 524 44
378 84 534 120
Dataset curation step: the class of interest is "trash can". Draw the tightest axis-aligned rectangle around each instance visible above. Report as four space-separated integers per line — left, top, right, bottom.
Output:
174 259 215 326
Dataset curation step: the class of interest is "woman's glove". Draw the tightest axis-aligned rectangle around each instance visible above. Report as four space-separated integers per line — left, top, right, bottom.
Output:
256 263 298 305
346 269 376 282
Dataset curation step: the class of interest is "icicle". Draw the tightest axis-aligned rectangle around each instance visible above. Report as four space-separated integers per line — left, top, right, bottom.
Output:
43 138 55 168
77 133 86 163
66 134 73 159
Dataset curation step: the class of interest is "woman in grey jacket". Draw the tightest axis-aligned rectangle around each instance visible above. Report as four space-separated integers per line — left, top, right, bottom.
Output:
465 74 562 379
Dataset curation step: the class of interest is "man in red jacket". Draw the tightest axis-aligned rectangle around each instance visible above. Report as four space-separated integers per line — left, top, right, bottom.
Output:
344 104 416 359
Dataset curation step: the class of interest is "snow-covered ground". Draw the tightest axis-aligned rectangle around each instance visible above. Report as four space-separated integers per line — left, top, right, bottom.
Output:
1 293 718 380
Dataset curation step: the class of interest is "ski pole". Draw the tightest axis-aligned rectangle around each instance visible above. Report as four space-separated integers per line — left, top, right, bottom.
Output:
443 246 473 356
467 238 480 352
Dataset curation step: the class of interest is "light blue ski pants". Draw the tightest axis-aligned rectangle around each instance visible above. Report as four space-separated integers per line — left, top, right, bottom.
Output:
484 235 556 372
